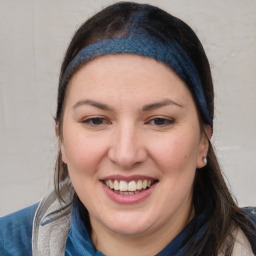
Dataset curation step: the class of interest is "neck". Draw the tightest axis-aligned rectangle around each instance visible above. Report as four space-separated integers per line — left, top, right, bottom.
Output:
90 204 195 256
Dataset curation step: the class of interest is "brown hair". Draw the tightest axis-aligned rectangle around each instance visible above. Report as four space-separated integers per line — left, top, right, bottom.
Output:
54 2 256 255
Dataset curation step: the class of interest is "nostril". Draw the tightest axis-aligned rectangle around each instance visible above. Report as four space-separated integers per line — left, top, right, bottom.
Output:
108 147 147 169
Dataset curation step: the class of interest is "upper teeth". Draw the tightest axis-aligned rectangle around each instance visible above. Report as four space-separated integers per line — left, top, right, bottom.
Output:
104 179 153 192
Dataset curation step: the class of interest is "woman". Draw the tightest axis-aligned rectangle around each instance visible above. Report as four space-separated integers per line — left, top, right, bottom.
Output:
0 2 255 256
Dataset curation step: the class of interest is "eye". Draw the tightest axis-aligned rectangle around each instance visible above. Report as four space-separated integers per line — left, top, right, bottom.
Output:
147 117 174 127
82 117 110 126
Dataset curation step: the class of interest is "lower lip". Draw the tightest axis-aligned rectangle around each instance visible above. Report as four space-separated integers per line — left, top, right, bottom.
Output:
101 182 157 204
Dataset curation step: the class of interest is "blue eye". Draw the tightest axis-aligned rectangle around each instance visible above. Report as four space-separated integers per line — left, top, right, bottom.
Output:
82 117 108 126
149 117 174 126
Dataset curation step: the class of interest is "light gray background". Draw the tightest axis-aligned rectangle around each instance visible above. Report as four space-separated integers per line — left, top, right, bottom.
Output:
0 0 255 216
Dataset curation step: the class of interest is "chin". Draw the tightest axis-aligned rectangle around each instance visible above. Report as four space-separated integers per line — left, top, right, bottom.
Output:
109 222 151 236
102 212 155 236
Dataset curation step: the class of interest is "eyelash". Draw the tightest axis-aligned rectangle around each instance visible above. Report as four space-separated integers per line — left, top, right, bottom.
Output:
146 117 175 127
81 116 175 128
81 117 110 126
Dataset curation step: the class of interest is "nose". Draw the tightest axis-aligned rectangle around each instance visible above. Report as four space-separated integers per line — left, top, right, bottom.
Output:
108 123 147 169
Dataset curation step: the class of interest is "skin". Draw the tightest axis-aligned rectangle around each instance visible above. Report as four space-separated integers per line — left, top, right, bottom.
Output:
59 54 210 256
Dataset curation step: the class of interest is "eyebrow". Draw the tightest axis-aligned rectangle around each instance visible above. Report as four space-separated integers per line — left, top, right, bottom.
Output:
72 99 113 111
72 98 183 112
142 99 183 111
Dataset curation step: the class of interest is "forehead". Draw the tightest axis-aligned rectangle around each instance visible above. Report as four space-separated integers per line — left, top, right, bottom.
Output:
70 54 186 87
66 54 193 106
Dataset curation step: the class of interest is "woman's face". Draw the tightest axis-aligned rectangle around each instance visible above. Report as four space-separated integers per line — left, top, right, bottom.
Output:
60 54 209 239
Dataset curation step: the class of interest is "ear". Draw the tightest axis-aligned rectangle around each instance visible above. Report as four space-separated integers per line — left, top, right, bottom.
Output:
196 125 211 168
55 123 60 137
55 123 67 164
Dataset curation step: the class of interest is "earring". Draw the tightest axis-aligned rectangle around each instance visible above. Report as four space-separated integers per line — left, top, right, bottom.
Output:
203 156 207 165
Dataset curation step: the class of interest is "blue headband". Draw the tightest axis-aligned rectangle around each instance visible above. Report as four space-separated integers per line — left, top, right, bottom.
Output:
60 24 212 127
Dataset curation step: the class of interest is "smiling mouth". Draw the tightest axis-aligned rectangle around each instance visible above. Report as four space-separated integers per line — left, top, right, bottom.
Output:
103 179 158 195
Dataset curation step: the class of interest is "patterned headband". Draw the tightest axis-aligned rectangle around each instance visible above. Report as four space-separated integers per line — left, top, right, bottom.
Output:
59 17 212 128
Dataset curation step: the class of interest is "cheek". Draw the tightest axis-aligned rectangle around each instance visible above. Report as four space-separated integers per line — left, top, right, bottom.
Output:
151 134 199 207
150 131 200 174
62 131 109 175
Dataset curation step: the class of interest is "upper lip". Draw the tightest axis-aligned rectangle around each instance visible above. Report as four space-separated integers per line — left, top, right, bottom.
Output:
100 175 158 182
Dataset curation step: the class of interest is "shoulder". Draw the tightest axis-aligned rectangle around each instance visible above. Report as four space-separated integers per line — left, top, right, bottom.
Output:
220 208 256 256
240 207 256 255
231 228 255 256
0 203 39 256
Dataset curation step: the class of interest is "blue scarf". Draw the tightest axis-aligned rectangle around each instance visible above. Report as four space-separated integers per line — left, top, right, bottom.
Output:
65 201 210 256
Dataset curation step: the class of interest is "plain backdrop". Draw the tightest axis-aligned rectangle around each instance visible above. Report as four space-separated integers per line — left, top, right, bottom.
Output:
0 0 255 216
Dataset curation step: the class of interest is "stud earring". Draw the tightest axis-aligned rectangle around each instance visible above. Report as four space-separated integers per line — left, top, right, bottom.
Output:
203 156 207 165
